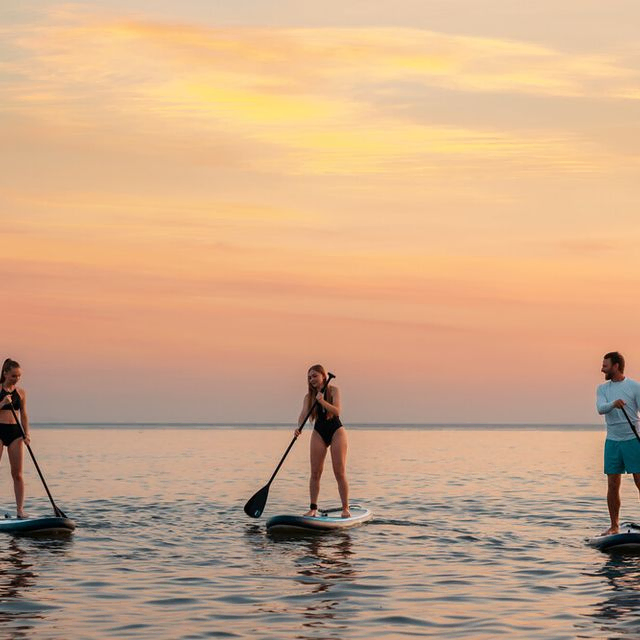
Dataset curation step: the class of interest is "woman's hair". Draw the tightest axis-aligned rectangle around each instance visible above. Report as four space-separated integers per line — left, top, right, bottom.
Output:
307 364 333 422
1 358 20 385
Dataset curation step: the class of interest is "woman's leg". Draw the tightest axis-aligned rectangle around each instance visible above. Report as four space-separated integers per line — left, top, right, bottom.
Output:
8 438 25 518
306 430 328 516
330 428 350 517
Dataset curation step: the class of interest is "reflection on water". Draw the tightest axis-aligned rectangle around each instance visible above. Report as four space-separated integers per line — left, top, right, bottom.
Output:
0 538 38 604
586 554 640 636
244 527 356 638
292 532 355 589
0 538 40 639
289 533 354 637
0 536 73 639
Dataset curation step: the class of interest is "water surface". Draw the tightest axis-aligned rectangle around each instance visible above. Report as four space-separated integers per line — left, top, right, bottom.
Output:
1 427 639 639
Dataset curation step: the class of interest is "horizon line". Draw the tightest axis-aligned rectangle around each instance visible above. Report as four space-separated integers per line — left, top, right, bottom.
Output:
31 421 603 427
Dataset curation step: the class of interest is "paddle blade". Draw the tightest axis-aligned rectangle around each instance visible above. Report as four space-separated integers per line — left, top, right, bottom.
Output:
244 484 270 518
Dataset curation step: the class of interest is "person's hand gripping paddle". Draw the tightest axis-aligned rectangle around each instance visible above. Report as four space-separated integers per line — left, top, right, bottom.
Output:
620 404 640 443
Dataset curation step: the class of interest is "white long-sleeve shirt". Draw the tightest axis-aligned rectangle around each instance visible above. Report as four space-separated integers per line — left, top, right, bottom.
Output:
596 377 640 441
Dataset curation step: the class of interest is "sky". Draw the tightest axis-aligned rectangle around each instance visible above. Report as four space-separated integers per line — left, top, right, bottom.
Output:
2 1 640 423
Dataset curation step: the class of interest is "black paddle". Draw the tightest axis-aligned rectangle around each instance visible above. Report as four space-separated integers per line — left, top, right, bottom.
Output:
620 405 640 443
244 372 335 518
8 403 68 519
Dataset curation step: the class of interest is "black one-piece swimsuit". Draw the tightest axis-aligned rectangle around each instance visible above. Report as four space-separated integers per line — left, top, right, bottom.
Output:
313 392 343 446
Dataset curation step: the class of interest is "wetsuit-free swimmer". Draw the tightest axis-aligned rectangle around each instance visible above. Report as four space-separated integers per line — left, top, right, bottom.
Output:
294 364 350 518
0 358 30 519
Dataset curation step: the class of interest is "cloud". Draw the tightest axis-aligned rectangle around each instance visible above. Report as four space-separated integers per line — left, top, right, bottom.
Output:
4 12 637 176
67 20 637 99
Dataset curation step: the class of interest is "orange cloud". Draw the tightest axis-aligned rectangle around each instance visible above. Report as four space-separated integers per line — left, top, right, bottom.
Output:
5 13 638 177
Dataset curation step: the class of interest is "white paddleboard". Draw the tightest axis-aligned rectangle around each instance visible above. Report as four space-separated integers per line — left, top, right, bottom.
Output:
266 504 372 533
587 522 640 551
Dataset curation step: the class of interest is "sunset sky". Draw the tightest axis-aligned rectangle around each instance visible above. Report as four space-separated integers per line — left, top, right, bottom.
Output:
2 1 640 423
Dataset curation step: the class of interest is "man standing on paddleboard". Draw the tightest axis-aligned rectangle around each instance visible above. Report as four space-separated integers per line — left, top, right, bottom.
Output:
597 351 640 535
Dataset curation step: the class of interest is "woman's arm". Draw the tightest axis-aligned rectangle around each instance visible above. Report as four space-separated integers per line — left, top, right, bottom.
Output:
294 394 313 436
298 394 312 427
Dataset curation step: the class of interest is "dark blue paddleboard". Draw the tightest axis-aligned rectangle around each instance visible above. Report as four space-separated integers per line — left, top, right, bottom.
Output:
588 522 640 551
0 515 76 535
266 504 372 533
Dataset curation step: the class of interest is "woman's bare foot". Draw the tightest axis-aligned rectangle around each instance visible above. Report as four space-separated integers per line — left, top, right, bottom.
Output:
304 509 318 517
601 525 619 536
16 512 28 519
341 508 351 518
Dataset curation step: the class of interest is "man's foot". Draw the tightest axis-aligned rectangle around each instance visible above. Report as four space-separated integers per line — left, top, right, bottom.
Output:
601 525 619 536
341 508 351 518
304 509 318 517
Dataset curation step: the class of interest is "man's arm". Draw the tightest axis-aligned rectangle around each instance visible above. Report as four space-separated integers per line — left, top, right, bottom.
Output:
597 385 615 415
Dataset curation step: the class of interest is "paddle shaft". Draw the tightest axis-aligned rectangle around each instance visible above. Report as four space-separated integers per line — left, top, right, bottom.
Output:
8 403 66 518
264 373 335 488
620 405 640 444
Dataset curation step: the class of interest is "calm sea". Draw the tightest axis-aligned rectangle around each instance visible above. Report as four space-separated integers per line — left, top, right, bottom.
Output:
1 425 639 639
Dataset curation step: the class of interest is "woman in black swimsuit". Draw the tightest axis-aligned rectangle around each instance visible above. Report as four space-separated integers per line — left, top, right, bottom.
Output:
294 364 350 518
0 358 30 518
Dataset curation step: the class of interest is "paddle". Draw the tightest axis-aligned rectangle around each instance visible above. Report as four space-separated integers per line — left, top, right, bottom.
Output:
620 405 640 443
8 403 68 518
244 372 335 518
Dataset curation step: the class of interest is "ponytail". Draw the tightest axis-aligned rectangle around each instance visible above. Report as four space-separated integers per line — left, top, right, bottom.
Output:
1 358 20 385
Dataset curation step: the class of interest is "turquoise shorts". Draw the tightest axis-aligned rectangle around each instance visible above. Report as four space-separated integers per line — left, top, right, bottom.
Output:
604 438 640 474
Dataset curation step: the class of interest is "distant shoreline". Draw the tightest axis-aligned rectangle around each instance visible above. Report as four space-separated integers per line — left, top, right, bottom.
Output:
31 422 604 430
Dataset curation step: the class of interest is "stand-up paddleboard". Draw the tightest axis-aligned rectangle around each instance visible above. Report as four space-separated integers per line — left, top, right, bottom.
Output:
0 514 76 535
587 522 640 551
266 504 372 533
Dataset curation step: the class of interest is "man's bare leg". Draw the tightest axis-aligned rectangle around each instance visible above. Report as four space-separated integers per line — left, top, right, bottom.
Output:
604 474 622 535
632 474 640 520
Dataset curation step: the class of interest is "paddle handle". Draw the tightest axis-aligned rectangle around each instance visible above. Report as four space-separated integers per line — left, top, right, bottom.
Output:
8 404 66 518
620 405 640 444
265 372 335 487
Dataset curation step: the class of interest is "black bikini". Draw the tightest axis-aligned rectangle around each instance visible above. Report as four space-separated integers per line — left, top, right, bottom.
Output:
313 390 343 446
0 388 21 412
0 388 23 447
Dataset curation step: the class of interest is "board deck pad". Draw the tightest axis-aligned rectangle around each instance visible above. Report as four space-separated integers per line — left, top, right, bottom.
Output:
587 522 640 551
0 515 76 535
266 504 372 533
